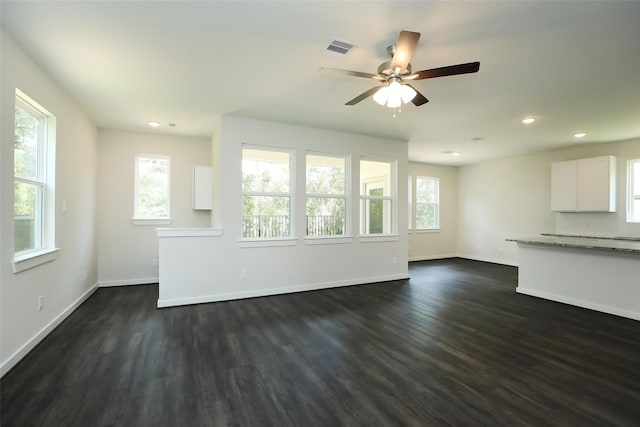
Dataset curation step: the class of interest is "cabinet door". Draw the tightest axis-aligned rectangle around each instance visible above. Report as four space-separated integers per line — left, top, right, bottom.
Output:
577 156 615 212
193 166 213 210
551 160 577 211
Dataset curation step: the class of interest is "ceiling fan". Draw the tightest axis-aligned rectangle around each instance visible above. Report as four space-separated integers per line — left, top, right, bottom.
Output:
321 30 480 110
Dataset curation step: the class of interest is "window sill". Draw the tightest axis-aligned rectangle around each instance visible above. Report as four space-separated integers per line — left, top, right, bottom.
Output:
13 248 60 273
304 236 353 245
239 238 298 248
414 228 441 234
132 218 173 226
157 228 223 238
359 234 400 243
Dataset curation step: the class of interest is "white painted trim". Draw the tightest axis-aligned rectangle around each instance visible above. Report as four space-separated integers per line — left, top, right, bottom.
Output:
157 273 410 308
1 283 99 378
456 254 519 267
304 236 353 245
358 234 400 243
409 254 457 262
157 228 223 238
12 247 60 273
98 277 158 287
516 287 640 321
238 238 298 248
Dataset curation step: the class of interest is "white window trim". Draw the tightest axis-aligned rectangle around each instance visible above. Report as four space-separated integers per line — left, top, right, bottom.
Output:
627 158 640 223
415 176 440 230
304 236 354 245
408 175 413 231
241 145 295 240
133 153 171 222
359 158 397 236
238 238 299 248
13 89 57 270
359 234 400 243
13 248 60 273
305 151 350 237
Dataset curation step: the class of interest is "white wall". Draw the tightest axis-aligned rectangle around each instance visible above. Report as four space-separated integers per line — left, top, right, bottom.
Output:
408 162 458 261
158 116 409 307
457 138 640 266
97 129 210 285
1 30 99 375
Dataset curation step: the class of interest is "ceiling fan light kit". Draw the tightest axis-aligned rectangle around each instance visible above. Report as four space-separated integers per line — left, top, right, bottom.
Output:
373 79 417 108
321 30 480 115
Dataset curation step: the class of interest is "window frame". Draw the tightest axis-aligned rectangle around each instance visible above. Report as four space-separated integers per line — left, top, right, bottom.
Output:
305 152 350 238
133 153 172 225
13 89 58 273
241 145 295 241
359 158 397 237
408 175 413 231
415 175 440 231
627 158 640 223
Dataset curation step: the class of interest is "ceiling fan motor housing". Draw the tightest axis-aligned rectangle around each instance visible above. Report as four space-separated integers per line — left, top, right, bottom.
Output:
378 60 412 77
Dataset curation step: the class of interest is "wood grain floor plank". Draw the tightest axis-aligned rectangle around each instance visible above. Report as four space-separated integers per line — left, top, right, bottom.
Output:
2 258 639 426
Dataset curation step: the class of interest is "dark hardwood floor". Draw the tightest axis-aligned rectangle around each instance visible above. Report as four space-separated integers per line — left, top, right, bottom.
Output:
2 258 639 426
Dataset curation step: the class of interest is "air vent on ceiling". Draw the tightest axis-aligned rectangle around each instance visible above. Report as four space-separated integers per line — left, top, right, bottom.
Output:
326 39 357 56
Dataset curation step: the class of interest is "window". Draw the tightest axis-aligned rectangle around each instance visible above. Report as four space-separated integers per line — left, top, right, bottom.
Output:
134 154 170 223
360 159 395 235
306 154 347 237
14 90 55 258
408 175 413 230
242 147 292 238
416 176 439 230
628 158 640 222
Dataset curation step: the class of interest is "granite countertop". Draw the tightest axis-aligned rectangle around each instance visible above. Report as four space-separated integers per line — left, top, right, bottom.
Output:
506 235 640 254
540 233 640 242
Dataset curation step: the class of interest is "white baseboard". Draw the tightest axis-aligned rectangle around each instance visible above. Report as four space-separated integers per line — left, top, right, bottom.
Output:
157 273 410 308
457 254 519 267
98 277 159 287
408 254 457 262
1 283 99 378
517 287 640 321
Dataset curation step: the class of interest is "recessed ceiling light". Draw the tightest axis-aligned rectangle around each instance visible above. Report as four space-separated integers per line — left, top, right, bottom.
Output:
469 137 483 142
574 132 587 138
148 121 160 127
522 117 536 124
442 150 462 156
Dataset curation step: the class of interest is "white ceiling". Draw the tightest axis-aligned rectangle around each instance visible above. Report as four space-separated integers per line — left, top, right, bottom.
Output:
2 1 639 165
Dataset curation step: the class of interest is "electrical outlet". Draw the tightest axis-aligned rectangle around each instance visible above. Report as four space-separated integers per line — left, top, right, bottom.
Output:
392 257 398 264
240 269 247 279
38 296 44 311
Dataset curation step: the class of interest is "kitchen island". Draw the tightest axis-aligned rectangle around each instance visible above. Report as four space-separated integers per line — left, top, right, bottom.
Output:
507 234 640 320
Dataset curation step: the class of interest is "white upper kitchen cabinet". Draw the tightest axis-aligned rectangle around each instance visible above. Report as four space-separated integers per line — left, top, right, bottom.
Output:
192 166 213 210
551 156 616 212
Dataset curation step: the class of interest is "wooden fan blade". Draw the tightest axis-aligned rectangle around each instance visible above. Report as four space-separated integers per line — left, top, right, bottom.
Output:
390 31 420 74
320 67 385 81
413 62 480 80
407 84 429 106
345 86 382 105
